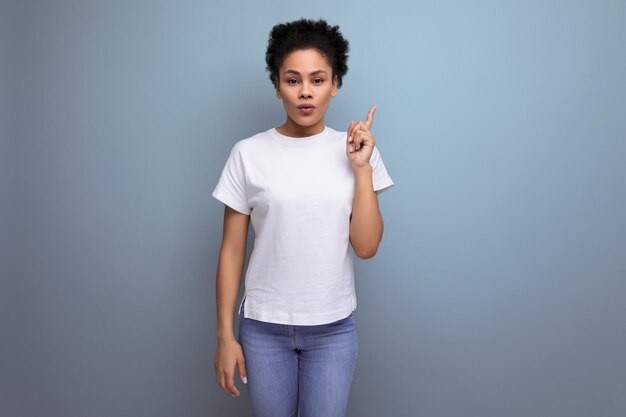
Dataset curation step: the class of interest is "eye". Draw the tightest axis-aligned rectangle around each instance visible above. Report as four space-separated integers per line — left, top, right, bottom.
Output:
313 78 324 84
287 78 299 85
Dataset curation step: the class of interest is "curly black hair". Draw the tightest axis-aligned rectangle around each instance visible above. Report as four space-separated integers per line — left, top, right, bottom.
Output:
265 18 350 90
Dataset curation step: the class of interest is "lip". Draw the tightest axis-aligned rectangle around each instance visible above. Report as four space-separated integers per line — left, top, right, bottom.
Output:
297 103 315 114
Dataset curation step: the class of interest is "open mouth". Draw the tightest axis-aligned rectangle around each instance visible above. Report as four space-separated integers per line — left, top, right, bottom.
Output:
298 104 315 114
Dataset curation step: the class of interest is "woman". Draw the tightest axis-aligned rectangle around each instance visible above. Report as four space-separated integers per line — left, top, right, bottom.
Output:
212 18 394 417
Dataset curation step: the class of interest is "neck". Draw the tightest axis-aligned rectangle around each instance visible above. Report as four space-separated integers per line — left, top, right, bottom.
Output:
277 116 325 138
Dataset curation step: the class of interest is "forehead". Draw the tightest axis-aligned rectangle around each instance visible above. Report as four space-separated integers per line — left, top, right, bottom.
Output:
280 48 332 71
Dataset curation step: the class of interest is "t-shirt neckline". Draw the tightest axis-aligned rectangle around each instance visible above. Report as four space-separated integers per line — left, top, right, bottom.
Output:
270 126 328 145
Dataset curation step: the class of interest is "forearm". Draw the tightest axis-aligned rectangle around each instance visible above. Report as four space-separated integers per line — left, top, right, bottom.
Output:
349 165 383 258
215 249 245 342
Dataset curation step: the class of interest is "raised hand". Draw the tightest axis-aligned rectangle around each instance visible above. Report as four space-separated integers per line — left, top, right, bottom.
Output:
346 105 377 169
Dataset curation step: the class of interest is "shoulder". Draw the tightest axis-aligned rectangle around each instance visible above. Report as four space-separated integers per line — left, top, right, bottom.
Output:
230 128 274 154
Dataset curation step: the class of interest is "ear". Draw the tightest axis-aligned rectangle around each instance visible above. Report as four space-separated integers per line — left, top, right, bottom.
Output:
274 76 283 99
330 76 338 98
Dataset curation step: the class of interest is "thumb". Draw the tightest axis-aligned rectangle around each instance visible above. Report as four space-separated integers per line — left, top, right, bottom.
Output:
238 356 247 384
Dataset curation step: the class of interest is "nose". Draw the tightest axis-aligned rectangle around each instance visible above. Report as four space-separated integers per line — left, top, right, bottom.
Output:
299 81 313 99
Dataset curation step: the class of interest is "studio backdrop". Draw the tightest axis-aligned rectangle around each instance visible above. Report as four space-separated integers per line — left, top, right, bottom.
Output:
3 1 625 416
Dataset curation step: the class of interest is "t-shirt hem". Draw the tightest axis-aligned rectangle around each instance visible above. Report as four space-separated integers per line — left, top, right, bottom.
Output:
243 297 357 325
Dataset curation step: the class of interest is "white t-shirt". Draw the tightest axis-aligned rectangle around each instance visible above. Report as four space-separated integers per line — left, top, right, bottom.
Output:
211 125 394 325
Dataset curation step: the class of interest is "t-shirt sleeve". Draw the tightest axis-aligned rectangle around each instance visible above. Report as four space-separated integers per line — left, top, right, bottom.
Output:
369 146 395 195
211 144 252 215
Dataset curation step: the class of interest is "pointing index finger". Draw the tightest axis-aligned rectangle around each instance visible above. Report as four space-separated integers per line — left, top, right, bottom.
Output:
365 105 377 130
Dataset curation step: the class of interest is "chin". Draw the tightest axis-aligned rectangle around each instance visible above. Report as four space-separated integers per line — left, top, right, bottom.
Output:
291 116 321 127
300 119 321 126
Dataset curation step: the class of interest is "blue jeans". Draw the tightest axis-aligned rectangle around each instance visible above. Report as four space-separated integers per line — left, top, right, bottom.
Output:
237 304 358 417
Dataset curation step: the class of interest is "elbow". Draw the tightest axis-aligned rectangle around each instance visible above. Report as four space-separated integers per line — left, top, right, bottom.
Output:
350 226 384 259
354 245 378 259
350 233 383 259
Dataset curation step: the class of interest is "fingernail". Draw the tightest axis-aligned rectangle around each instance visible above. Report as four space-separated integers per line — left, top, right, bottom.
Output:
232 395 236 397
348 136 353 142
349 146 354 152
243 376 248 384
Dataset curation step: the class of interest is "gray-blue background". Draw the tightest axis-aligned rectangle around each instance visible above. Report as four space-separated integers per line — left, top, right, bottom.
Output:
3 1 625 416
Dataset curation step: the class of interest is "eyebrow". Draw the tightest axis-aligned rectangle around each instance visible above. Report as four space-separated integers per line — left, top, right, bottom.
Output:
282 69 328 76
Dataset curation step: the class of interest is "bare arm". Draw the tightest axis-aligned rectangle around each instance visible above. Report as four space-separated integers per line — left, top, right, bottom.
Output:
214 205 249 397
349 165 384 259
216 205 249 340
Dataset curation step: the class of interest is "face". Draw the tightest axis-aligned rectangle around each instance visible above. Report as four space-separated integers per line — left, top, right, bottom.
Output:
275 48 338 134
